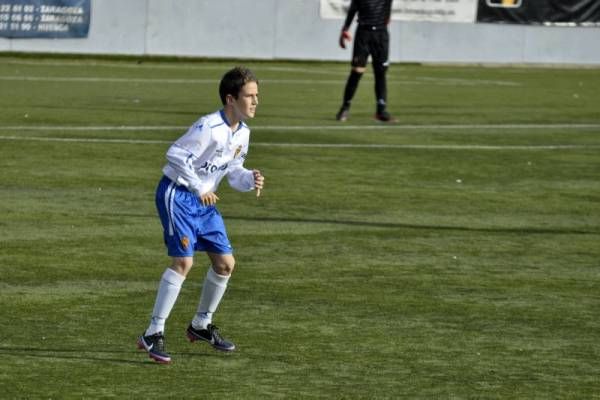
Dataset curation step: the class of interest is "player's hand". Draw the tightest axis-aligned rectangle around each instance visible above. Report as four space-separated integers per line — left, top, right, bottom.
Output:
339 30 352 49
200 191 219 206
253 169 264 197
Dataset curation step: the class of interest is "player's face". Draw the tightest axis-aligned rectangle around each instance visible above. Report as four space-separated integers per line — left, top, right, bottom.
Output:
232 81 259 120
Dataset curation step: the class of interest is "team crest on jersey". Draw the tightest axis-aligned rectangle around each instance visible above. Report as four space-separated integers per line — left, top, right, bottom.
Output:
181 236 190 249
234 145 242 158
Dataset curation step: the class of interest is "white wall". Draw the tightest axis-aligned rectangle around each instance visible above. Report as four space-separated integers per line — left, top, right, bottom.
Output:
1 0 599 65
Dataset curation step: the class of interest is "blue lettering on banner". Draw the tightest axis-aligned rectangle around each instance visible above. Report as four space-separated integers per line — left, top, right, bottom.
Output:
0 0 90 38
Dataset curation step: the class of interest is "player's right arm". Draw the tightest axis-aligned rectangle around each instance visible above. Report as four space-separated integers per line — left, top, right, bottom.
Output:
339 0 358 49
198 191 219 206
163 121 213 199
342 0 358 31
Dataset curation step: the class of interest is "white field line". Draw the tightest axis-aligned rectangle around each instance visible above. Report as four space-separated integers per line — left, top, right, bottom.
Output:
0 59 351 74
0 125 186 131
0 59 522 85
0 75 376 85
0 76 218 84
0 135 597 150
0 75 519 86
415 77 519 86
1 123 600 131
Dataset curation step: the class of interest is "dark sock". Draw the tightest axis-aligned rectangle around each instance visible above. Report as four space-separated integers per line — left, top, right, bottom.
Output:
342 70 363 109
374 66 387 114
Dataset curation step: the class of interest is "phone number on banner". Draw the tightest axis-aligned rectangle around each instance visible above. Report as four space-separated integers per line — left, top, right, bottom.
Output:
0 0 90 38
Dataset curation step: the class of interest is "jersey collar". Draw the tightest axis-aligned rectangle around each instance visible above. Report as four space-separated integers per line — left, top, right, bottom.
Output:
220 109 246 133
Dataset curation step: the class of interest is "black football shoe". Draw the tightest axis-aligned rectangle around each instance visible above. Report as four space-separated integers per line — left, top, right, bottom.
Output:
336 107 350 122
374 110 396 122
137 332 171 364
186 324 236 352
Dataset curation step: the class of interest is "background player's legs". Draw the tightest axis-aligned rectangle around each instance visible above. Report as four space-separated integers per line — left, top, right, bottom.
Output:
342 67 365 109
145 257 192 335
373 61 388 116
337 66 366 121
337 28 369 121
371 30 393 121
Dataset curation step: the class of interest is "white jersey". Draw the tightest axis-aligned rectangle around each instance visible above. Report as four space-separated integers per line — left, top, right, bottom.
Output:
162 110 256 197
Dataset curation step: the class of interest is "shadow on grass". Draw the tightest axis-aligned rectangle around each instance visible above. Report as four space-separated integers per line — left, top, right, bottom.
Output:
226 215 597 236
0 346 158 366
0 346 229 366
87 211 597 236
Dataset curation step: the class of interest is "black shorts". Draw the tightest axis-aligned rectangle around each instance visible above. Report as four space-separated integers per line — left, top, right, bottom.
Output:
351 26 389 68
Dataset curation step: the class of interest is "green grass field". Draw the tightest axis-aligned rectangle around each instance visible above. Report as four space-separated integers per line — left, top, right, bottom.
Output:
0 54 599 399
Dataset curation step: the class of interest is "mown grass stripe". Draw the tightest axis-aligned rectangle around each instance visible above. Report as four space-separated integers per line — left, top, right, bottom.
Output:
1 123 600 131
0 135 597 150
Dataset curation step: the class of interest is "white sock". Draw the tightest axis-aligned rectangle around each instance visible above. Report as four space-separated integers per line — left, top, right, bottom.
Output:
145 268 186 336
191 267 230 330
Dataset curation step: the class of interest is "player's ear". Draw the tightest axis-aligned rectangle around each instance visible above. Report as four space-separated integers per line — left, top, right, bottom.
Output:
225 94 235 105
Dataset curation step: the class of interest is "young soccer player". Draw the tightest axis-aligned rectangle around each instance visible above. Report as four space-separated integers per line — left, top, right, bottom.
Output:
137 66 264 364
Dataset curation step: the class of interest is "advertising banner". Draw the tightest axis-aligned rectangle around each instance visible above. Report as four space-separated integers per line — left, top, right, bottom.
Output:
321 0 478 23
0 0 90 38
477 0 600 26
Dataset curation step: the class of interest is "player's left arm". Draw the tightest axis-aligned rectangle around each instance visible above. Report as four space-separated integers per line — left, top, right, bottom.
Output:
228 163 264 194
226 144 264 194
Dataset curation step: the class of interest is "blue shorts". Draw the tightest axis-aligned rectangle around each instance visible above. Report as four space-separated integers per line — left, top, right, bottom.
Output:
155 176 233 257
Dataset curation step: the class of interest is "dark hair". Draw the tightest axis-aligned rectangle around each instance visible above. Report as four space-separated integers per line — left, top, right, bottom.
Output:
219 66 259 105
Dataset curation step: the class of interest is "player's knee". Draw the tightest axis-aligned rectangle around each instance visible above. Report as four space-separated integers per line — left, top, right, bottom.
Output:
212 256 235 276
373 62 388 76
352 66 366 74
170 257 194 277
